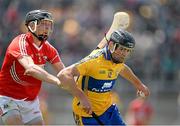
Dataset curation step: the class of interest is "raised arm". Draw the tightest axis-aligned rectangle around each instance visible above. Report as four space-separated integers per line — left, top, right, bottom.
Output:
119 64 150 97
18 56 60 86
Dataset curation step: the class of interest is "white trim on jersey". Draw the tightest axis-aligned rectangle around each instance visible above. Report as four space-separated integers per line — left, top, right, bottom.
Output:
10 61 25 85
10 61 31 86
49 55 58 64
19 34 27 55
22 35 28 54
32 43 43 51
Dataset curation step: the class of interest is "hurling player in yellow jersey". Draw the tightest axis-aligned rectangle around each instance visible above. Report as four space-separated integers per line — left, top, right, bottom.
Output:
58 29 150 125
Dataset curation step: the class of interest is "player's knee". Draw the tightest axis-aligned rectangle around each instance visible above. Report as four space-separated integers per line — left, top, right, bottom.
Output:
1 109 23 125
25 116 43 125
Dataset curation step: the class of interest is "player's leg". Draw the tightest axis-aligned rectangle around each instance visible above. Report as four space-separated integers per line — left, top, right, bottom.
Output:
108 104 126 125
25 116 43 125
20 97 44 125
0 96 23 124
1 109 23 124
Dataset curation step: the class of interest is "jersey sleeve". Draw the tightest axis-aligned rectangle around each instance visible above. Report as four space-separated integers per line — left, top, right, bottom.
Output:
75 49 103 75
8 35 29 59
74 58 89 75
74 49 98 75
118 63 126 73
46 42 61 64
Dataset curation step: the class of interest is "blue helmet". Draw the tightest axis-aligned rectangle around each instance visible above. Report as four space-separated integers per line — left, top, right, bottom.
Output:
110 29 135 48
25 9 53 25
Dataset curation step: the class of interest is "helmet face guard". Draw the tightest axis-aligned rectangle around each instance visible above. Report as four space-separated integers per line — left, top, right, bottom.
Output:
25 10 54 41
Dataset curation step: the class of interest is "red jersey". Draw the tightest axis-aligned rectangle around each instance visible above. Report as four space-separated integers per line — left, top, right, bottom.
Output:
128 98 153 125
0 32 61 101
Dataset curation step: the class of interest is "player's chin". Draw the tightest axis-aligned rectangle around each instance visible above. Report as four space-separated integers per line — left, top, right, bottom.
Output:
119 59 125 63
117 57 126 63
41 34 48 41
113 58 125 64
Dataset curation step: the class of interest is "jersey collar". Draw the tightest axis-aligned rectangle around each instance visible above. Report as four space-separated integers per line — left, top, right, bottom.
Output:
102 46 111 61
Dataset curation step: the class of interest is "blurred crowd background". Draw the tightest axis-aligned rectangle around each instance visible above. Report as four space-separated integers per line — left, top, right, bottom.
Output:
0 0 179 125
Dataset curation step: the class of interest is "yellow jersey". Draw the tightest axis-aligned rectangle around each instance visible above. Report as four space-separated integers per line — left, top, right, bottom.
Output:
72 47 125 117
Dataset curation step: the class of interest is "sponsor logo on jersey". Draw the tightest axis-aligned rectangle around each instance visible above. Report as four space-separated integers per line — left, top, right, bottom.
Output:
102 81 112 89
91 81 112 92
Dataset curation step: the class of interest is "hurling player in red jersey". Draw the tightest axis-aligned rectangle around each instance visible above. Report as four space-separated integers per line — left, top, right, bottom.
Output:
0 10 91 125
125 97 153 126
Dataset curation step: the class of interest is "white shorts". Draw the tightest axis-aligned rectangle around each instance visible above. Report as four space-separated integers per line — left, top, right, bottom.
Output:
0 95 43 124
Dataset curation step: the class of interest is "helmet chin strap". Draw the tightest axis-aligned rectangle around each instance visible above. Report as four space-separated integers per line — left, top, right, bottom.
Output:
109 43 117 53
111 54 123 64
28 20 48 41
28 20 37 33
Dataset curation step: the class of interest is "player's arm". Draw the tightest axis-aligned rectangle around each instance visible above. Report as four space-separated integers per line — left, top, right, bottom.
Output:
18 56 60 86
57 65 85 98
57 64 80 92
51 61 65 73
119 64 150 97
96 36 108 49
47 48 65 73
57 64 92 114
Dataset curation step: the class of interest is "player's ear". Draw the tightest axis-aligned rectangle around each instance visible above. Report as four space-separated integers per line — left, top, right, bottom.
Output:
28 21 35 28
